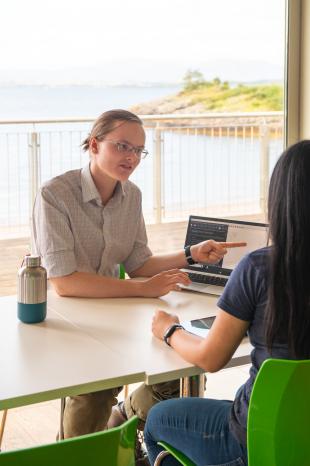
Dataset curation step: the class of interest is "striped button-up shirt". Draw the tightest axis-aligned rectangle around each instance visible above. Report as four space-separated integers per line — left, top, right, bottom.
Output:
32 164 152 278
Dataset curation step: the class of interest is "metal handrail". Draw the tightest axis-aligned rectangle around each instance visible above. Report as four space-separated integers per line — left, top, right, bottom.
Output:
0 112 284 233
0 111 283 126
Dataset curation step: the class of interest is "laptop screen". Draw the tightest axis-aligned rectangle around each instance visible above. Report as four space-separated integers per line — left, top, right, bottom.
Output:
185 216 269 275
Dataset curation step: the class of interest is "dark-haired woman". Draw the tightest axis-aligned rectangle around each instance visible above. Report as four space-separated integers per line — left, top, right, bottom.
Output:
145 140 310 466
32 109 241 454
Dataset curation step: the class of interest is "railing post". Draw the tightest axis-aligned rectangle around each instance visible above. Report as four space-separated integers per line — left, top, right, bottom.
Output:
259 124 269 216
28 132 40 222
153 123 163 223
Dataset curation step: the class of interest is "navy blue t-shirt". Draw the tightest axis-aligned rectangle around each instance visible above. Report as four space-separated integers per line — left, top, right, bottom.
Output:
217 246 290 445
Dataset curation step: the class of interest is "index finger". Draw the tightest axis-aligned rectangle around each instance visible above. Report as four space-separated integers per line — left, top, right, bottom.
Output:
219 242 247 248
165 269 188 275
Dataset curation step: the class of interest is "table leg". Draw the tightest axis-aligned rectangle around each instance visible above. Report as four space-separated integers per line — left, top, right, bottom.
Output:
124 384 129 399
58 398 66 440
180 374 205 397
0 409 8 450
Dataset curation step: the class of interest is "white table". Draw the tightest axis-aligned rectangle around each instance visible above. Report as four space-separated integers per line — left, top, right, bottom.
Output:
0 290 252 409
47 289 252 389
0 296 144 410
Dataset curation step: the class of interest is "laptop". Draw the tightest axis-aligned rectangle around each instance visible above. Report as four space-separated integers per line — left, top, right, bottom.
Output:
180 215 269 296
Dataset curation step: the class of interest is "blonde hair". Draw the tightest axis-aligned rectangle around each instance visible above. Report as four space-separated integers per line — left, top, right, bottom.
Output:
81 109 143 152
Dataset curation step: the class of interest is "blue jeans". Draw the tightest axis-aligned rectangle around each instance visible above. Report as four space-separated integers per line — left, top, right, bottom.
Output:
144 398 247 466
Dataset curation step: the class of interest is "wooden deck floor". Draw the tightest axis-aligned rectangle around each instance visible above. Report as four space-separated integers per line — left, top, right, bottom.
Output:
0 237 31 297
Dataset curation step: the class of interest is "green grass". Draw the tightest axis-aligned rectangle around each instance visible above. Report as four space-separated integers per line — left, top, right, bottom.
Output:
178 79 283 112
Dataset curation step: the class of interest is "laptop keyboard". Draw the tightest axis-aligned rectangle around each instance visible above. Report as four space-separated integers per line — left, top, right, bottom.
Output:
188 273 228 287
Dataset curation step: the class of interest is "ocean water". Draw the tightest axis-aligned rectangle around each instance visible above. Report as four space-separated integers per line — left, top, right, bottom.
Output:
0 84 182 119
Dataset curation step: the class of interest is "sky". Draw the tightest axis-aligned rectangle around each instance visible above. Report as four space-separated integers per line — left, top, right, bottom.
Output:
0 0 286 84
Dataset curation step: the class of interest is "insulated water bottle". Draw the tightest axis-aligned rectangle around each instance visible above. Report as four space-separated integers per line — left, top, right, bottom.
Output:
17 255 47 323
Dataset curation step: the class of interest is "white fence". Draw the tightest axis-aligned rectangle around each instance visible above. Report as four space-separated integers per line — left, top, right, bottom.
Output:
0 112 283 237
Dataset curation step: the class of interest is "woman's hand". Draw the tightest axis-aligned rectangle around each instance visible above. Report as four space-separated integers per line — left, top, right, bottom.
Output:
138 269 191 297
152 309 180 340
191 240 247 264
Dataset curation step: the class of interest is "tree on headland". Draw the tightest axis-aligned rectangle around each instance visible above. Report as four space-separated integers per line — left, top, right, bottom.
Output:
180 70 283 111
212 77 221 86
131 71 283 114
183 72 229 91
183 69 205 90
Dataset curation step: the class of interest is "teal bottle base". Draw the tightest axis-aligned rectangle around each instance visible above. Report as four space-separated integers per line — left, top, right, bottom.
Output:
17 302 47 323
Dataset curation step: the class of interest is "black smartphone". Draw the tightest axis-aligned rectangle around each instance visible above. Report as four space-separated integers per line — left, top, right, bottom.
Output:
190 316 216 330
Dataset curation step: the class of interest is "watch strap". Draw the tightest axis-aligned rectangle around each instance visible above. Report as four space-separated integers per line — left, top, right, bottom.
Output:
163 324 184 346
184 245 196 265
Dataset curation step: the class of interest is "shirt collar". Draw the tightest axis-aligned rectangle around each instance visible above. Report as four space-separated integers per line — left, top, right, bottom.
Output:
81 163 126 206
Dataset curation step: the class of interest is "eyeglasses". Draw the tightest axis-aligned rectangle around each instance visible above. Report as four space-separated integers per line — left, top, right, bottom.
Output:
104 139 149 159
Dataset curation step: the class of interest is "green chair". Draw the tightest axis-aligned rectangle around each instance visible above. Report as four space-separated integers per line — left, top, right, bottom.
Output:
155 358 310 466
247 358 310 466
0 416 138 466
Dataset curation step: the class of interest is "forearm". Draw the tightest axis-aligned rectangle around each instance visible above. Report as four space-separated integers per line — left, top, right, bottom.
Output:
50 271 143 298
130 251 187 277
131 237 240 277
167 329 230 373
153 310 248 373
167 329 216 371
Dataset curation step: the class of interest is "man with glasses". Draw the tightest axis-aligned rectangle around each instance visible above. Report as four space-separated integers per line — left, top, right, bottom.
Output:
32 109 231 464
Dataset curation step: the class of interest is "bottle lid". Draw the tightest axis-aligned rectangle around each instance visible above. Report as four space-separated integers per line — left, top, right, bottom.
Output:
25 255 41 267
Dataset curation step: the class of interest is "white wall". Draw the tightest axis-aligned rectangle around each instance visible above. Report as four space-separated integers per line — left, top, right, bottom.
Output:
300 0 310 138
287 0 310 143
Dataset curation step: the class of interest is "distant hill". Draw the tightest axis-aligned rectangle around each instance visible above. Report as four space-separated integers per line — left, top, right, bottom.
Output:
0 59 282 87
130 77 284 114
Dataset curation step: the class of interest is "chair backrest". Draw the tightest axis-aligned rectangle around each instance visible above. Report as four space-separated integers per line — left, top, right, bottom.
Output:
0 415 138 466
247 358 310 466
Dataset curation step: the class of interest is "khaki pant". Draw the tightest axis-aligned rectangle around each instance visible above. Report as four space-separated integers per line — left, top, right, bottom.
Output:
63 380 180 438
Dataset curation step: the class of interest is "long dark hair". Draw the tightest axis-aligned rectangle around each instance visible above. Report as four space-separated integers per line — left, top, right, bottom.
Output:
266 140 310 358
